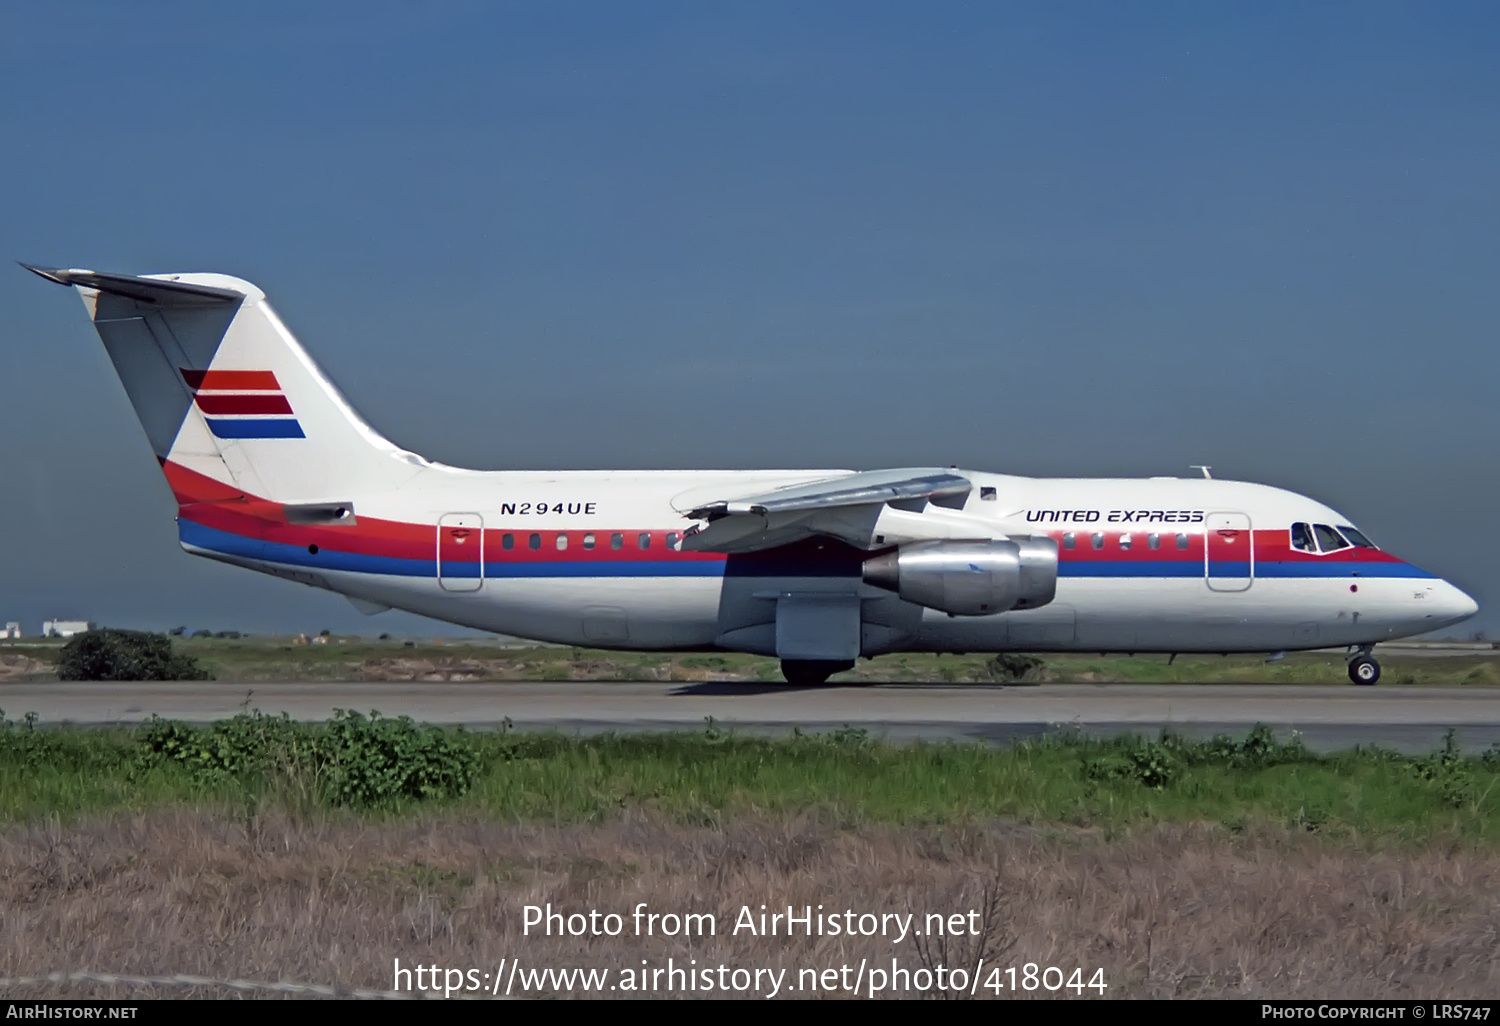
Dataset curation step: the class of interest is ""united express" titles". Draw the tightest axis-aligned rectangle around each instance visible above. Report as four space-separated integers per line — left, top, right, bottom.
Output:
1024 509 1206 524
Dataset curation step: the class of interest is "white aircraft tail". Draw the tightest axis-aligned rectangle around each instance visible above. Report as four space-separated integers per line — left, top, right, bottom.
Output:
25 265 426 504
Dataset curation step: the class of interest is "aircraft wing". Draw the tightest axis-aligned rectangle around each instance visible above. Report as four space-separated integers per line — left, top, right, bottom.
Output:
680 468 972 553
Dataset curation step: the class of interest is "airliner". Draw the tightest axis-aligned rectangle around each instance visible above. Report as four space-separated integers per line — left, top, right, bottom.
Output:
25 265 1478 685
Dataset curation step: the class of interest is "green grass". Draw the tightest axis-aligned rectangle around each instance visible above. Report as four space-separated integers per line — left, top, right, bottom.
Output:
3 713 1500 849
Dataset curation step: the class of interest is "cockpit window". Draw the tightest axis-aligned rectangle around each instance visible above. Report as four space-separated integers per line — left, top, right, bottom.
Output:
1290 522 1316 553
1313 524 1350 553
1338 525 1376 549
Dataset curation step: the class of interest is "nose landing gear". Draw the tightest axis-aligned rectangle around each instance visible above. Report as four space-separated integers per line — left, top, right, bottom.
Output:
1347 645 1381 686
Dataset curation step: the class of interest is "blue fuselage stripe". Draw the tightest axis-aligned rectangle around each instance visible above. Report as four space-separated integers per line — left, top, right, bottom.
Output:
1058 560 1434 579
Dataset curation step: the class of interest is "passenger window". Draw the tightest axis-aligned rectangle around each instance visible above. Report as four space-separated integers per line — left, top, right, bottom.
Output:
502 533 514 550
610 533 623 550
638 532 651 550
556 533 569 551
1339 525 1376 549
1062 532 1075 549
1290 522 1316 553
1148 533 1161 550
528 533 540 551
582 533 596 550
980 486 996 500
1119 533 1132 550
1091 532 1104 550
1176 533 1189 550
666 532 680 551
1313 524 1349 553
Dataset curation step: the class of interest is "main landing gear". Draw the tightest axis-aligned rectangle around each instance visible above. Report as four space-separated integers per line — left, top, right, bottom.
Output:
780 659 856 686
1348 645 1381 686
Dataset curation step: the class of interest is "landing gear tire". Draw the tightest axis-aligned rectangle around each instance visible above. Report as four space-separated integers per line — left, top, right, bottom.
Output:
1349 656 1381 686
780 659 855 686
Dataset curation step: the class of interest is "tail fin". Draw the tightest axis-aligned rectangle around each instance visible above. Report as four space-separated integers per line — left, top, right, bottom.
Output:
25 265 425 504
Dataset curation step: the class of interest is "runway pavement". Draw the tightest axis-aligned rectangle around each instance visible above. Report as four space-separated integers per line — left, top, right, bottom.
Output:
5 681 1500 752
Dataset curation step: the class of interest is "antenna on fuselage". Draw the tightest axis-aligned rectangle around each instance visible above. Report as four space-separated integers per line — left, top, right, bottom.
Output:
1190 465 1212 479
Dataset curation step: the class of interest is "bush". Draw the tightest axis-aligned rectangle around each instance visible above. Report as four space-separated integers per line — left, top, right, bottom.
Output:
1083 725 1310 789
322 710 479 805
1084 738 1181 788
57 629 211 682
987 653 1044 682
0 710 56 763
136 709 313 781
1408 729 1478 809
1186 724 1308 769
0 708 133 774
134 709 478 807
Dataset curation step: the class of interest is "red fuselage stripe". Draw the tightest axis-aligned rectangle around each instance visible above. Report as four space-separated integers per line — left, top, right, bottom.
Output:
159 460 1406 568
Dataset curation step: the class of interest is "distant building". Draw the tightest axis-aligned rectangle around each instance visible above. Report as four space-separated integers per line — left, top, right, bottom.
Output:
1 622 20 639
42 620 92 638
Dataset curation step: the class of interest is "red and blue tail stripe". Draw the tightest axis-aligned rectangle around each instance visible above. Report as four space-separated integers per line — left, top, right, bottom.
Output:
182 368 304 439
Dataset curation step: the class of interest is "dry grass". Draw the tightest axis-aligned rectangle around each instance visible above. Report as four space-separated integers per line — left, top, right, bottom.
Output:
3 811 1498 999
0 653 50 681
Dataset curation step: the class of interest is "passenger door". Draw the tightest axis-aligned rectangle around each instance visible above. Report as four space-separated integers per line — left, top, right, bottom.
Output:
437 513 484 592
1205 512 1253 592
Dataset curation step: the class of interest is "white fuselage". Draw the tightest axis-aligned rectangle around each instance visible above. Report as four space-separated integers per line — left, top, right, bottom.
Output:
173 465 1477 655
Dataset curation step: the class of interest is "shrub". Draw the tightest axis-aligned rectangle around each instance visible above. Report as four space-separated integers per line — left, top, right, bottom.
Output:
987 653 1045 682
0 709 133 774
57 629 211 682
0 710 56 763
1408 729 1477 809
1083 725 1310 789
321 709 479 805
1186 724 1309 769
1084 738 1180 788
134 709 478 807
136 709 313 781
826 724 874 749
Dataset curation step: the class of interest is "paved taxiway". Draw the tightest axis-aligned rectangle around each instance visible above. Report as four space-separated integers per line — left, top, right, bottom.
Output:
4 682 1500 752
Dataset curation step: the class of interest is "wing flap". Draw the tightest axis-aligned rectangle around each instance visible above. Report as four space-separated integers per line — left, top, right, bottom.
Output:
680 468 974 553
686 468 971 520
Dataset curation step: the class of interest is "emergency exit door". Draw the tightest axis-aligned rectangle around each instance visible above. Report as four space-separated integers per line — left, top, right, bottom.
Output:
1205 512 1253 592
437 513 484 592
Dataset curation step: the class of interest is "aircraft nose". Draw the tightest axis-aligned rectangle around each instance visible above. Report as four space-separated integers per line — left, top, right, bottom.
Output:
1434 580 1479 626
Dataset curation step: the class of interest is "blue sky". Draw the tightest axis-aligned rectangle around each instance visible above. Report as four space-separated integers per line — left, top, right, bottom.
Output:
3 2 1497 636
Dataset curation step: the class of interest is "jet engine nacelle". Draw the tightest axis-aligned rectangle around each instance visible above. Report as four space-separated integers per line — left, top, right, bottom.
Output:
862 537 1058 616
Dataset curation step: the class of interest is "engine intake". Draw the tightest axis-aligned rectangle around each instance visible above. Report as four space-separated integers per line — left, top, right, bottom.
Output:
862 538 1058 616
